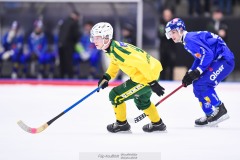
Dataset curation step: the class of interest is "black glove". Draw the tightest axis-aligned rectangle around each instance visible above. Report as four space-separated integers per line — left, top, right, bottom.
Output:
98 75 109 92
182 69 201 87
149 80 165 97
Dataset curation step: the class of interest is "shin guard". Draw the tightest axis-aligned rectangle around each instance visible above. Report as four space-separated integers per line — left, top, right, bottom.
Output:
143 103 160 123
113 102 127 122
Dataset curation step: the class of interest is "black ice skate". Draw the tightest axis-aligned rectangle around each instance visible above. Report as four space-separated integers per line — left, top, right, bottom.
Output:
142 120 166 132
107 121 131 133
195 116 218 127
195 116 211 127
207 103 229 126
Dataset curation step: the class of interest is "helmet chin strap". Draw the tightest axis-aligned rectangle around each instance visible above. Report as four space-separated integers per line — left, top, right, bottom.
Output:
101 38 111 50
177 29 184 43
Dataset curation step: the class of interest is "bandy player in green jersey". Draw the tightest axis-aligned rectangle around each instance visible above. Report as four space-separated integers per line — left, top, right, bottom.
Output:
90 22 166 133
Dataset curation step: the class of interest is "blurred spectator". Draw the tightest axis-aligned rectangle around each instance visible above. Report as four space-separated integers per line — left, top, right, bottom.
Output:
157 8 177 80
115 23 136 80
156 0 178 14
50 20 63 78
58 11 80 79
218 0 232 15
188 0 201 16
206 8 228 43
121 23 136 45
23 19 55 79
73 21 102 79
203 0 211 17
0 21 23 79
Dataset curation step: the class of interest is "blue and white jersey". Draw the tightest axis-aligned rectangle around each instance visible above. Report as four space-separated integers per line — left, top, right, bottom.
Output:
2 32 23 55
183 31 234 73
28 32 47 57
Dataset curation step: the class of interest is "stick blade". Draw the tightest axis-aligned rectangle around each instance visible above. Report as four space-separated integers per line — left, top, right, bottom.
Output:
127 117 135 124
17 120 48 134
133 113 147 123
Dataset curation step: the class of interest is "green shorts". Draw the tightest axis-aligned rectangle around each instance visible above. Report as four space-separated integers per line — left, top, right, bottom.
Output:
109 79 152 110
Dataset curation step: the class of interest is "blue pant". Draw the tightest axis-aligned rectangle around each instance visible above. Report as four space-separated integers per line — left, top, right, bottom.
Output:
193 58 235 115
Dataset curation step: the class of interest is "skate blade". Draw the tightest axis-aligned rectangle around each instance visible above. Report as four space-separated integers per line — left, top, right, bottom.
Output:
152 130 168 133
117 130 132 134
195 124 218 128
207 114 230 127
107 130 132 134
143 130 168 133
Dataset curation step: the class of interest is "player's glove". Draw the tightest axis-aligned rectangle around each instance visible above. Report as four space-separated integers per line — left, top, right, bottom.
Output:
182 69 200 87
149 80 165 97
98 75 110 92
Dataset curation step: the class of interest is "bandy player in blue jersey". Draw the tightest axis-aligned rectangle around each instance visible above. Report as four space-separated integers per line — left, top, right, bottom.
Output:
165 18 235 127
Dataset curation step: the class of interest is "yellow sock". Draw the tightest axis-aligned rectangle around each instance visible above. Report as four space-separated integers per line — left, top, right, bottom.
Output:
143 103 160 123
113 102 127 122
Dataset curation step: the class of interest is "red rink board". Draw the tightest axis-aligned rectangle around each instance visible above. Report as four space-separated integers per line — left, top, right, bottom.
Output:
0 79 122 86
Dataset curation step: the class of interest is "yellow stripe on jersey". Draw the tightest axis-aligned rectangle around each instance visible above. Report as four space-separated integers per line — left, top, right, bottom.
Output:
105 40 163 85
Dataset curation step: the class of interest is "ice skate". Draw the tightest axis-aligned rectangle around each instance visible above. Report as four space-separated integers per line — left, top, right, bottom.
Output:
207 103 229 126
195 116 208 127
195 116 218 127
107 121 131 133
142 120 166 132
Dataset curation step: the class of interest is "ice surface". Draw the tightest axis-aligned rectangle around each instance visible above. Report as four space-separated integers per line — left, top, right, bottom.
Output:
1 82 240 160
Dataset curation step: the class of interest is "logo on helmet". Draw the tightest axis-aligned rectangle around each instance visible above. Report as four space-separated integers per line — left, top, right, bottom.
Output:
165 18 186 40
172 18 179 23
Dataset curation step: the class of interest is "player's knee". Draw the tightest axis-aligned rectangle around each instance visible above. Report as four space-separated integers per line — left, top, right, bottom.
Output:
109 89 116 103
109 89 124 105
193 81 209 97
134 98 151 110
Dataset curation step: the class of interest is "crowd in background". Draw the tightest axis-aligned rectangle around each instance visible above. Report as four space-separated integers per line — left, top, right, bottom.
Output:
0 0 239 80
156 0 238 16
0 11 136 80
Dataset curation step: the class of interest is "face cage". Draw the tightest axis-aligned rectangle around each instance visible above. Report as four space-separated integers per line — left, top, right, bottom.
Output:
165 32 171 39
90 35 111 50
90 33 101 43
90 34 111 43
165 28 181 40
90 35 94 43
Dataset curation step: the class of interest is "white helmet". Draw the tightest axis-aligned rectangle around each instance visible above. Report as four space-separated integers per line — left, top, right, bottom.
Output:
90 22 113 43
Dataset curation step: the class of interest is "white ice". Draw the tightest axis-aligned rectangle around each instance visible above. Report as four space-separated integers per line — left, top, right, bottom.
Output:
1 81 240 160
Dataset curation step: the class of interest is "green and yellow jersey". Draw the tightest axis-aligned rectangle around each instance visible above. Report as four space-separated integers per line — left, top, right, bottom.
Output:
104 40 162 85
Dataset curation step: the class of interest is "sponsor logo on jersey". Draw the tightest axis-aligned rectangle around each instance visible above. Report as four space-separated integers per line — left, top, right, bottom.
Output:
113 84 145 104
210 65 224 81
119 42 127 47
204 102 212 109
195 53 201 58
120 84 144 98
